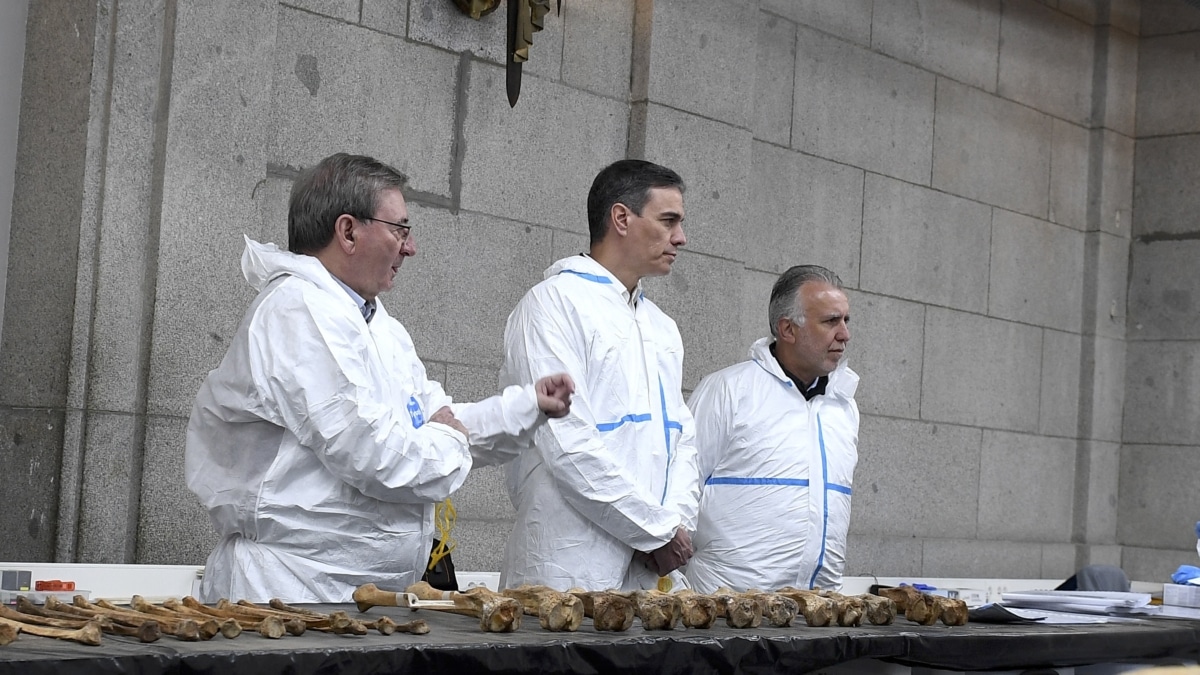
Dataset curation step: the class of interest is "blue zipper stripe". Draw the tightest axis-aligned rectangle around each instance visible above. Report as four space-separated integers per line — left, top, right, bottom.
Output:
828 483 852 495
706 477 810 486
809 413 830 589
559 269 612 284
595 413 652 432
658 377 675 505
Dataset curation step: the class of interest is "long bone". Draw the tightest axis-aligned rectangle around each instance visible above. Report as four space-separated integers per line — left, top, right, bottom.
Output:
353 582 522 633
14 597 160 642
0 615 102 646
173 597 294 639
267 598 428 636
234 599 366 635
130 595 241 639
68 595 201 641
95 598 219 640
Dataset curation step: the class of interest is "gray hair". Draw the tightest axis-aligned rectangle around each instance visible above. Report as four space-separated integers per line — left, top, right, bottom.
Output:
288 153 408 254
768 265 844 338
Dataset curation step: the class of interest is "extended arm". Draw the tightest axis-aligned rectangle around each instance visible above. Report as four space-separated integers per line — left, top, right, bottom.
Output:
251 299 473 504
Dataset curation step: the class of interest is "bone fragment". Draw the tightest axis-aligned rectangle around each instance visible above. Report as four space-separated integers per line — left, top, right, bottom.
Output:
816 591 865 627
567 589 636 632
501 585 585 632
903 593 942 626
745 591 799 627
859 594 896 625
673 590 719 629
0 622 16 646
406 582 522 633
934 596 968 626
710 588 762 629
876 586 922 612
622 590 681 630
775 587 835 627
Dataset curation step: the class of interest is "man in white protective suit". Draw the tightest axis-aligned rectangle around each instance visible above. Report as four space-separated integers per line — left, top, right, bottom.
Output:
186 153 575 603
499 159 701 592
685 265 858 593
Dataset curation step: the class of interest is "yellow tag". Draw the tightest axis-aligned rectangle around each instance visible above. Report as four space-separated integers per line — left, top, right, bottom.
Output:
657 576 673 593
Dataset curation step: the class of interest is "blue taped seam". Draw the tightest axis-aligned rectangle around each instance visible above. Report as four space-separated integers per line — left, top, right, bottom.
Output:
809 413 830 589
705 477 810 486
595 413 651 432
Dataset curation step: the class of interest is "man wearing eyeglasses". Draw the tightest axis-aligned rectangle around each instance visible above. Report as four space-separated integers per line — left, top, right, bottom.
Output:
185 152 574 603
684 265 858 594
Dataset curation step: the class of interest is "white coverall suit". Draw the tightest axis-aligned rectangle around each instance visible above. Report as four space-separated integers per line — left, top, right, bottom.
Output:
186 237 542 602
684 337 859 593
499 255 701 591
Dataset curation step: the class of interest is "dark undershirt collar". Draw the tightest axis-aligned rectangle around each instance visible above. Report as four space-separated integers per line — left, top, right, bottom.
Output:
770 342 828 401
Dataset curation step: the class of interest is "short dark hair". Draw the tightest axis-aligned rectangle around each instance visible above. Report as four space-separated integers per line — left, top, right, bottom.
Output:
768 265 844 338
288 153 408 254
586 159 685 245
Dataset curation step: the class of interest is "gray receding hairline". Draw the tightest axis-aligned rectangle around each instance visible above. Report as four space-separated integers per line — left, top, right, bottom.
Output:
768 265 844 338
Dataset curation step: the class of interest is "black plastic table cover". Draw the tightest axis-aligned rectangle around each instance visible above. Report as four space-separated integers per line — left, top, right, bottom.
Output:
2 603 1199 675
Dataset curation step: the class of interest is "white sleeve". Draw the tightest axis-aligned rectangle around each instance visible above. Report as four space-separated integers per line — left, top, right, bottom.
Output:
250 296 472 504
686 373 734 488
501 292 680 552
452 384 541 467
662 396 701 533
406 360 539 466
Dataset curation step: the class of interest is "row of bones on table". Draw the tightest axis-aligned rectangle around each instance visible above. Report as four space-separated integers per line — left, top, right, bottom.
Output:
0 583 967 647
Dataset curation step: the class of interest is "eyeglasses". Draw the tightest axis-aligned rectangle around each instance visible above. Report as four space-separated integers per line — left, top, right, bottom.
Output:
361 216 411 242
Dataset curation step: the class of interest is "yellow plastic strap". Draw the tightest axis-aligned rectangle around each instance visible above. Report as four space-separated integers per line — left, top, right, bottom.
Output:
427 499 457 571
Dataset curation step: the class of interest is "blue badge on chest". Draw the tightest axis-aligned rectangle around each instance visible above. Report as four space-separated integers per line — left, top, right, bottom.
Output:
407 395 426 429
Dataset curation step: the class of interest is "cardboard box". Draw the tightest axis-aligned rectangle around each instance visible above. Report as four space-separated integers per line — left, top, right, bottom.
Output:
1163 583 1200 608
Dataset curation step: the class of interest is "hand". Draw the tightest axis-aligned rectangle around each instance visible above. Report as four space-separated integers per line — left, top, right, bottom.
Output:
535 373 575 418
650 527 693 576
430 406 468 437
633 549 662 576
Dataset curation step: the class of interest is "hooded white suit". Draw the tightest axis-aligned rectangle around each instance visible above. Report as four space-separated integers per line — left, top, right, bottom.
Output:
499 255 700 591
186 237 541 602
684 337 859 593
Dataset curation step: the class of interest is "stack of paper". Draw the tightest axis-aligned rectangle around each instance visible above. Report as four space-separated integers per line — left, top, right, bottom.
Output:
999 590 1154 615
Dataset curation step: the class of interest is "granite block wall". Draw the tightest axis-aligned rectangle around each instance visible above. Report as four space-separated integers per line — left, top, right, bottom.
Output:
1121 0 1200 582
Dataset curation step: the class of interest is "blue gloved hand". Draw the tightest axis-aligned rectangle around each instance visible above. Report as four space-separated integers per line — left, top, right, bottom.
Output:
1171 565 1200 585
